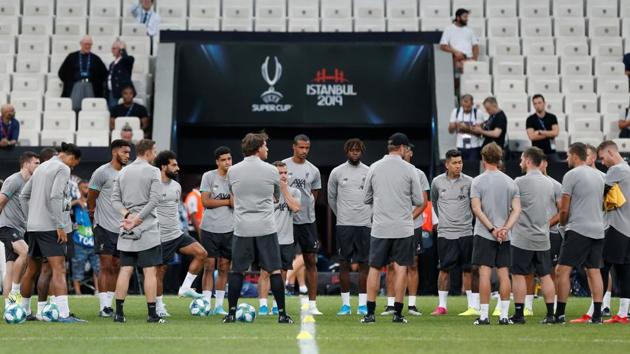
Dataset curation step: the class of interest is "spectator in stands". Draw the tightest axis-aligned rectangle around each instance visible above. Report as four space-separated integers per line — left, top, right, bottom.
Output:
526 94 560 162
110 84 150 137
472 96 508 149
70 180 99 295
0 104 19 148
58 35 108 112
439 8 480 74
618 105 630 138
120 123 134 143
448 94 485 160
107 39 135 110
130 0 160 38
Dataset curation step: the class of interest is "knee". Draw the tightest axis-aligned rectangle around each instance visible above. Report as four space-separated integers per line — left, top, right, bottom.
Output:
196 249 208 260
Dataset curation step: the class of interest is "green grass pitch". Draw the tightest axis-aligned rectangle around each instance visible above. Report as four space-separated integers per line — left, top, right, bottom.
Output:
1 296 628 354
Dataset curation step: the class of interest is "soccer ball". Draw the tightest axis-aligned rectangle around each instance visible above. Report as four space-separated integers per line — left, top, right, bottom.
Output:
236 303 256 323
4 303 27 324
41 303 60 322
189 298 211 316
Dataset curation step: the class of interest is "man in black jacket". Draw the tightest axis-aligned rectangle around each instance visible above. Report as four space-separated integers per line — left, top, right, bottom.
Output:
107 39 135 110
58 35 108 112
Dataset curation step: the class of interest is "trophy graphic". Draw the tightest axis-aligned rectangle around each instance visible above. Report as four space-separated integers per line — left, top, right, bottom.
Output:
260 56 284 104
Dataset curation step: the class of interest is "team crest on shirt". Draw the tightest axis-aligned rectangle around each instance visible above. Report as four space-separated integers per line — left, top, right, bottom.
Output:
342 177 348 185
360 176 366 189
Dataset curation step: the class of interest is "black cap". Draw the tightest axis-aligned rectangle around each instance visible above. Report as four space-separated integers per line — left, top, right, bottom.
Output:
408 142 415 150
388 132 410 147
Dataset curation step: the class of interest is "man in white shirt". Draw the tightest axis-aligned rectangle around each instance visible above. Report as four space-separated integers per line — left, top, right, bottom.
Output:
439 8 480 73
130 0 160 38
448 94 486 160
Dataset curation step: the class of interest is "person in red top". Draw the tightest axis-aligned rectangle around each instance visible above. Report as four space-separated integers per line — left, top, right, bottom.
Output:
184 187 202 239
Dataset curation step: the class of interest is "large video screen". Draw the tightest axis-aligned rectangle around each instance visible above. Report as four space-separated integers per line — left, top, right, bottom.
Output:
174 33 435 127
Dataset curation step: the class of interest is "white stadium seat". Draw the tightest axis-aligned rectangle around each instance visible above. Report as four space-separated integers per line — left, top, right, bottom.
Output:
321 0 351 19
17 35 50 55
16 111 42 131
587 0 617 18
189 0 220 19
589 18 620 37
590 38 624 59
90 0 120 19
597 76 629 95
81 98 108 111
461 75 492 94
43 111 76 131
57 0 88 18
21 16 53 36
613 139 630 153
78 111 110 131
322 18 353 32
521 18 553 38
40 130 75 146
453 0 484 17
495 76 526 94
76 131 110 147
188 18 221 31
23 0 53 17
115 117 141 130
420 18 451 32
44 97 73 112
255 18 287 32
0 74 10 92
420 0 450 18
528 76 561 94
55 18 87 36
600 94 629 115
488 38 520 57
387 18 419 32
0 0 20 17
565 94 598 115
561 57 592 76
387 0 418 19
224 0 254 19
0 36 16 55
486 0 516 18
288 0 319 19
595 61 626 76
18 130 39 146
91 20 121 37
221 18 254 31
287 18 319 32
157 0 187 20
567 116 601 133
52 36 80 55
496 94 528 113
603 114 622 139
493 56 524 76
507 118 527 134
463 61 489 75
256 0 286 18
15 55 47 74
355 18 386 32
519 0 550 18
487 18 518 37
555 18 586 37
523 38 555 56
554 0 584 18
563 77 594 94
0 17 18 36
556 37 589 56
354 0 385 19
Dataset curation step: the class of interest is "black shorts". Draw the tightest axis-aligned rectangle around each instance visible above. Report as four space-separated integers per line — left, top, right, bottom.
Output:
294 223 320 254
27 231 67 258
161 234 197 264
558 230 604 269
200 230 233 259
368 236 415 268
437 236 473 271
231 234 282 273
119 245 162 268
510 245 552 276
93 225 119 257
549 232 563 266
0 227 23 262
336 225 370 263
471 235 510 268
280 243 296 270
603 227 630 265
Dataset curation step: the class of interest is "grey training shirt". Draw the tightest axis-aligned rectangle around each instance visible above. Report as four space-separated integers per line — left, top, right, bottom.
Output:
228 156 280 237
89 163 122 234
470 170 520 242
547 176 562 235
274 186 301 245
327 161 372 227
430 173 474 239
200 169 233 233
158 179 183 243
512 170 556 251
561 164 605 239
413 168 431 229
20 156 70 232
111 158 162 252
283 158 321 225
363 154 424 239
604 162 630 237
0 172 27 235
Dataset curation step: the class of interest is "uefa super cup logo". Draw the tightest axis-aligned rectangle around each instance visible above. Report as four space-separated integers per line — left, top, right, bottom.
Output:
260 56 284 104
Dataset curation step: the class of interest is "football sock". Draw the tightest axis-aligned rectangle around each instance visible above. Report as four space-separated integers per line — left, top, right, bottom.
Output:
367 301 376 316
215 290 226 308
182 272 197 289
514 303 524 318
270 273 286 315
438 291 448 309
358 293 367 307
227 272 244 316
147 302 157 317
394 302 403 316
115 299 125 316
341 292 350 306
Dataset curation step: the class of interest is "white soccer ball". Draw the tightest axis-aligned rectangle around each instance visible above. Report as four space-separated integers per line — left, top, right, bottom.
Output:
189 298 211 317
3 303 27 324
41 303 60 322
236 303 256 323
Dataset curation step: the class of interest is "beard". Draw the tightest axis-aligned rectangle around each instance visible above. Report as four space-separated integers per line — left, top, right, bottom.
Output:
166 170 178 180
348 158 361 166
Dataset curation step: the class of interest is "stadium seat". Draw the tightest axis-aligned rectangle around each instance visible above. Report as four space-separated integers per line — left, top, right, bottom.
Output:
189 0 220 19
496 94 528 112
49 55 66 78
420 18 452 32
90 0 121 19
91 20 121 37
354 0 385 19
10 92 43 111
15 55 47 74
495 76 526 94
463 61 489 75
467 19 486 38
561 57 592 76
45 76 64 97
110 129 144 143
596 76 629 95
223 0 254 19
0 17 18 36
76 131 110 147
17 35 50 55
0 36 16 55
45 97 73 111
288 0 319 19
565 94 598 115
57 0 88 18
0 0 19 17
507 133 532 152
555 18 586 37
56 18 86 37
486 0 516 18
587 0 617 18
622 0 630 17
157 0 187 21
528 76 561 94
81 98 108 111
43 111 76 131
493 57 524 76
321 0 351 19
322 18 353 32
21 17 53 36
521 18 553 38
567 116 601 133
555 132 570 152
600 94 629 115
221 18 254 31
589 18 620 37
387 18 419 32
23 0 53 17
487 18 518 37
570 131 604 144
519 0 550 18
461 74 491 94
613 139 630 153
287 18 319 32
255 18 287 32
452 0 483 17
603 114 622 139
159 20 188 31
188 18 221 31
555 37 589 56
507 117 527 133
0 74 10 93
522 38 555 56
420 0 450 18
17 130 40 146
0 54 13 74
488 39 520 57
114 117 141 130
121 23 146 37
590 38 624 59
40 130 75 146
355 18 386 32
554 0 584 18
563 77 594 94
119 37 151 55
11 74 45 92
594 61 625 76
387 0 418 19
52 36 80 55
78 110 109 131
16 111 42 131
256 0 286 18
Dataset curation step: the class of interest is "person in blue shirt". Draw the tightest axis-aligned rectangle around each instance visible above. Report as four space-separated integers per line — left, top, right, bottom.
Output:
0 104 19 148
71 180 100 295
